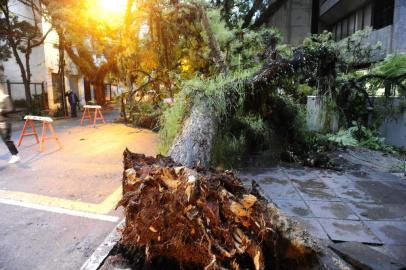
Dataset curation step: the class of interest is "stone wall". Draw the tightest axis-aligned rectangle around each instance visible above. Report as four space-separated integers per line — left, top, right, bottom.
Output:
268 0 313 46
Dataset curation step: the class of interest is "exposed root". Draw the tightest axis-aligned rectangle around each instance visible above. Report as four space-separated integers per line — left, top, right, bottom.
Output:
117 150 322 269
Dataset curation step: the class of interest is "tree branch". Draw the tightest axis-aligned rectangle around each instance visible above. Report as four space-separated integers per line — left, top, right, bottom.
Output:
28 27 52 49
251 0 288 29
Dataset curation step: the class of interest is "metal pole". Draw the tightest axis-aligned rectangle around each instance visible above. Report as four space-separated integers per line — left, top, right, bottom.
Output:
58 31 68 117
41 81 46 109
6 80 11 97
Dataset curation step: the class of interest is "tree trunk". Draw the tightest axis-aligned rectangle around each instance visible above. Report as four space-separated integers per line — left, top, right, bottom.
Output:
93 80 106 105
168 95 217 167
23 78 32 110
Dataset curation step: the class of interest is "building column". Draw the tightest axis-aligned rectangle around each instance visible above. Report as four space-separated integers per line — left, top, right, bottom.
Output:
78 77 86 106
393 0 406 53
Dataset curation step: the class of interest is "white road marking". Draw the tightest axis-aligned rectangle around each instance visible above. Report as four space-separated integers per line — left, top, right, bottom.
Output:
0 198 119 222
80 219 125 270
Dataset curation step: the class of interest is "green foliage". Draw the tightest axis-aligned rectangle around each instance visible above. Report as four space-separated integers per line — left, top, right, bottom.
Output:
372 53 406 78
327 129 358 146
237 114 266 135
158 68 257 155
337 27 381 69
226 28 288 70
211 133 247 168
297 84 316 96
327 123 392 151
390 158 406 174
158 89 190 154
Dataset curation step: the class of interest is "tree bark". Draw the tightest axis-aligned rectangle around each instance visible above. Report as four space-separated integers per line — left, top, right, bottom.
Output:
168 95 217 167
93 80 106 105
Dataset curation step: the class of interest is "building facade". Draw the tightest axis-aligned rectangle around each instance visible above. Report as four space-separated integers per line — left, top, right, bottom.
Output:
1 2 86 113
319 0 406 55
269 0 406 56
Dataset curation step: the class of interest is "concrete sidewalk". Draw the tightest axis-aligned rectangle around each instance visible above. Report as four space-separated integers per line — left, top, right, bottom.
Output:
239 160 406 267
0 109 158 270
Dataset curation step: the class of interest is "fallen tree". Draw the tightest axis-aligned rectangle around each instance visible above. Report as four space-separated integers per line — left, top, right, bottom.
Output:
168 58 305 168
117 150 328 270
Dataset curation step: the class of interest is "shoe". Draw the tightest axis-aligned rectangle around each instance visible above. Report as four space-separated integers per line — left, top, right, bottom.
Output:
8 155 21 164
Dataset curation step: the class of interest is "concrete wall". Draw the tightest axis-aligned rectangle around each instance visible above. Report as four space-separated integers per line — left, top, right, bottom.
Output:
377 98 406 149
393 0 406 53
307 96 406 149
268 0 313 46
306 96 339 133
1 2 48 84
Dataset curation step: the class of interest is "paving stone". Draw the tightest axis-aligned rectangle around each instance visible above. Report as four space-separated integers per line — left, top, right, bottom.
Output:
348 202 406 221
284 168 323 182
355 181 406 204
292 217 329 240
385 245 406 266
321 176 376 204
259 179 302 200
364 221 406 245
319 219 382 244
272 199 314 217
336 188 376 204
329 242 404 270
306 201 359 220
291 179 340 201
349 170 404 182
319 171 353 183
241 167 289 180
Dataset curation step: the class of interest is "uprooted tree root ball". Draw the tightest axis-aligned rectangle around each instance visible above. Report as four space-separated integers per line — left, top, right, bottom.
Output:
117 150 324 270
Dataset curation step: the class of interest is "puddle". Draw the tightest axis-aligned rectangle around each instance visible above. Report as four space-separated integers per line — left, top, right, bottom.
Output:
259 177 289 185
292 207 310 216
324 204 353 219
293 179 327 189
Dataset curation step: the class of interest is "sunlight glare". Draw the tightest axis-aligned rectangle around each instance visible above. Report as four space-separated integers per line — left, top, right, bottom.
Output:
88 0 127 26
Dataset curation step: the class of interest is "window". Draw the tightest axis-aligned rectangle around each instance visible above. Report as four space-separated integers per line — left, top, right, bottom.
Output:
336 21 342 41
342 17 348 39
348 13 356 35
363 4 372 28
329 3 375 41
373 0 394 29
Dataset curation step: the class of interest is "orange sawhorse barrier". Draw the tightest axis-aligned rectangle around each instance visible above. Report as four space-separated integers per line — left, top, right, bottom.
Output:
80 105 106 128
17 116 62 152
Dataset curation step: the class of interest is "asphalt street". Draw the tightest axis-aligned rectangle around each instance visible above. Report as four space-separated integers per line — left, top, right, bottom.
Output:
0 109 158 270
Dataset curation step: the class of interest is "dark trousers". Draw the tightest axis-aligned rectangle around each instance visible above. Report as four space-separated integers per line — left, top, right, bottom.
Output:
0 121 18 155
70 103 77 117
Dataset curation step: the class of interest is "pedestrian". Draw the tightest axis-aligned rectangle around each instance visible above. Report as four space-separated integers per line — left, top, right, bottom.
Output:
65 90 79 118
0 86 20 164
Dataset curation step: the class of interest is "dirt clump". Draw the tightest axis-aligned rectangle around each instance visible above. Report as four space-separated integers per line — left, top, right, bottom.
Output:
117 150 323 269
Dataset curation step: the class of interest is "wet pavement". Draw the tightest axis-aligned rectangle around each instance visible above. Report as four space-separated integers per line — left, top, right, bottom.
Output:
238 162 406 267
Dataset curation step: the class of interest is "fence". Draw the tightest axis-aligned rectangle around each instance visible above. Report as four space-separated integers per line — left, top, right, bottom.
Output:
104 84 119 101
1 80 47 111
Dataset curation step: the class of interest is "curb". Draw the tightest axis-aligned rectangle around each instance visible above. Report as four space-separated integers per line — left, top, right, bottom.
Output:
80 219 125 270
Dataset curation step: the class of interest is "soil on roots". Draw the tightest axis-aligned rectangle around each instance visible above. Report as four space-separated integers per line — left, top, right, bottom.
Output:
116 150 323 270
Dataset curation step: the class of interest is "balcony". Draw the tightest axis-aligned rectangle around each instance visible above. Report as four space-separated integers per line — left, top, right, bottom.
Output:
320 0 369 24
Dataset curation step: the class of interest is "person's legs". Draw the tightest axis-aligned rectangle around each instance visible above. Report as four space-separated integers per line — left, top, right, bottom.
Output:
0 121 19 156
70 103 77 117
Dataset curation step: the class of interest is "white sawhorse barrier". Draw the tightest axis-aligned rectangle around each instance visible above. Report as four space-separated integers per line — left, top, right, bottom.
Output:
18 115 62 152
80 105 106 128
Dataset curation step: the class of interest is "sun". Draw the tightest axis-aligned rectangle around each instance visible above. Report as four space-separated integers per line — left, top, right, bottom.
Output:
87 0 127 26
97 0 127 16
